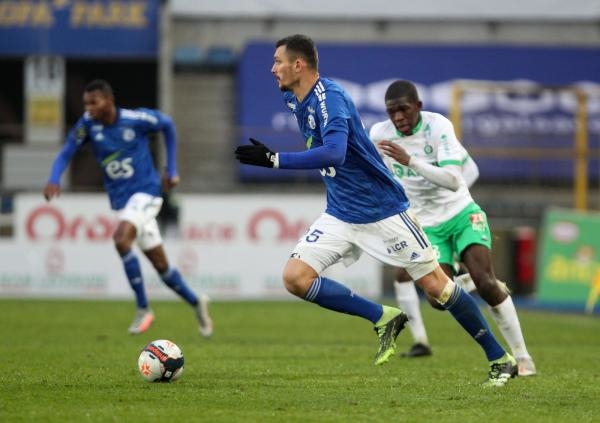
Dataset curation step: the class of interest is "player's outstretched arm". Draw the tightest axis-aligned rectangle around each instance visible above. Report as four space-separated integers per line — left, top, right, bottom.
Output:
160 114 179 180
162 173 180 192
234 138 278 168
44 140 79 201
235 132 346 170
43 183 61 201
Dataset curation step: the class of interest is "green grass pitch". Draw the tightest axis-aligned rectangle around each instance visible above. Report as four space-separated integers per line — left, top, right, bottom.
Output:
1 299 598 422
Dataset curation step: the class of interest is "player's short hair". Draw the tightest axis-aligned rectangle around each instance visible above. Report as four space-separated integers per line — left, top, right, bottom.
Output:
84 79 114 98
275 34 318 69
385 80 420 103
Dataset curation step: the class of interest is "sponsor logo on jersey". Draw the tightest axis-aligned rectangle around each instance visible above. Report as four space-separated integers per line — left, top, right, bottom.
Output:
286 102 296 111
122 109 158 125
305 136 313 149
307 106 315 114
94 132 104 142
75 126 86 143
424 123 431 138
314 81 329 126
387 240 408 254
469 212 486 231
469 213 485 224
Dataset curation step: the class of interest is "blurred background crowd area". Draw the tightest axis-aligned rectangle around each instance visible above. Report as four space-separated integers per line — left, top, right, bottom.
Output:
1 0 600 300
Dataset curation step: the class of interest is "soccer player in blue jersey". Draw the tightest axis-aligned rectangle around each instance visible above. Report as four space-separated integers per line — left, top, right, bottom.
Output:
235 34 516 386
43 79 213 337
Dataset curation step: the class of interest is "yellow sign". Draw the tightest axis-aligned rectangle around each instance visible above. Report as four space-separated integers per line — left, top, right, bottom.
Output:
27 96 60 126
0 0 148 29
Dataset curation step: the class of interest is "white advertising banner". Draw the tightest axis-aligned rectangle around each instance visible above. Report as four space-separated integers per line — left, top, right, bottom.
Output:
4 193 382 300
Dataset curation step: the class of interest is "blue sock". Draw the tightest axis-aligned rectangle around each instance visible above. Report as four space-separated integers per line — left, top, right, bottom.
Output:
161 267 198 306
120 250 148 309
442 284 505 361
304 276 383 323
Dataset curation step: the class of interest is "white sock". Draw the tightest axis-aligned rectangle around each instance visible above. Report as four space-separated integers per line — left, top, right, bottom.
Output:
488 295 531 359
394 281 429 345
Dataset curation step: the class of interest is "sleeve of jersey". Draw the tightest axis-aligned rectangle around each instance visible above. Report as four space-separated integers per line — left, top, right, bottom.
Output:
368 124 386 160
157 112 178 178
408 158 463 191
278 90 349 169
436 117 464 167
277 131 347 169
461 156 480 188
47 123 85 184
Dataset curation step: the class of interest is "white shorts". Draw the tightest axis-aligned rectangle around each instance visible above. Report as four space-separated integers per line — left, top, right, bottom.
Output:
118 193 164 251
292 211 438 281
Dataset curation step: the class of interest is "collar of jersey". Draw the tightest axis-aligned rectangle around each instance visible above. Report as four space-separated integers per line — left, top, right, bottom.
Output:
296 78 321 106
395 115 423 138
92 107 121 127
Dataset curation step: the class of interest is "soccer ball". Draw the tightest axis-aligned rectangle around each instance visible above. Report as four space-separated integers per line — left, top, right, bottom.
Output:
137 339 184 382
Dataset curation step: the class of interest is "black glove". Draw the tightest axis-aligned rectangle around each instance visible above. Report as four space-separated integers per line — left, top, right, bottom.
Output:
234 138 277 168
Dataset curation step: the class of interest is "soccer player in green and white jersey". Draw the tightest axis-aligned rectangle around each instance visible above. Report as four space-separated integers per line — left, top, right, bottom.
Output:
369 79 536 377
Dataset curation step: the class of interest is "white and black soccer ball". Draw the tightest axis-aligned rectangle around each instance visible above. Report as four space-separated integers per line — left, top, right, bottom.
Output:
138 339 184 382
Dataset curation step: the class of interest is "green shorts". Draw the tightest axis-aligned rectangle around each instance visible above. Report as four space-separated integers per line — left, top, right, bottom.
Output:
423 202 492 268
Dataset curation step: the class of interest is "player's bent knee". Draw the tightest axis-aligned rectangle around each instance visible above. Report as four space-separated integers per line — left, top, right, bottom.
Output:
113 238 133 254
473 274 503 296
282 259 318 297
415 266 451 299
426 295 446 311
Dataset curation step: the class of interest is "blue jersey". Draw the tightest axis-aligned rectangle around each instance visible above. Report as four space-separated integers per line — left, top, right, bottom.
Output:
49 107 177 210
283 78 409 223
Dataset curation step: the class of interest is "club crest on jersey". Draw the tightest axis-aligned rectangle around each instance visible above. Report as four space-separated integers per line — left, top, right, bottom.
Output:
123 128 135 142
424 144 433 154
94 132 104 142
308 114 316 129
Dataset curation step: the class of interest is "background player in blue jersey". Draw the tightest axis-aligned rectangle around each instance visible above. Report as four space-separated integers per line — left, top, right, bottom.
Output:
43 79 213 337
235 34 516 386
